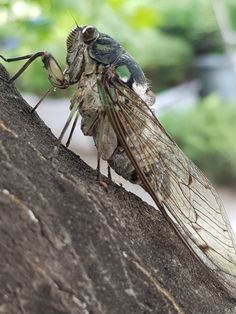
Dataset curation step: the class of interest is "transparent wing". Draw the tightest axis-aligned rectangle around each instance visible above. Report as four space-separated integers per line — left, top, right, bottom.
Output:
98 73 236 297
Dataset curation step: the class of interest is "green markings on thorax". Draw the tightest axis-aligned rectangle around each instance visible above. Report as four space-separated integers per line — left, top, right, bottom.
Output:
95 43 112 53
115 65 131 82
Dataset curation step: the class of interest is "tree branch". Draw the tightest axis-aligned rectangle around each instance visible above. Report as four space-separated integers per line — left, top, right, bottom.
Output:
0 64 235 313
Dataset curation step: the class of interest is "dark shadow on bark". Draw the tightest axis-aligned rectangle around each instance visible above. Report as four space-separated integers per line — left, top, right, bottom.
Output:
0 64 235 313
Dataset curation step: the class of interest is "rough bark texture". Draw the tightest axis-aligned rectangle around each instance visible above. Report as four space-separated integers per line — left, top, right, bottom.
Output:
0 64 236 314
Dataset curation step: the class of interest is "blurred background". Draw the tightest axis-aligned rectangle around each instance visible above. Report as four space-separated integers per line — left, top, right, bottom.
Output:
1 0 236 231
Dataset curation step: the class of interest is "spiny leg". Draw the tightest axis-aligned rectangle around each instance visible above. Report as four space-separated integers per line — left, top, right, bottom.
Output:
0 53 58 114
0 52 66 89
0 52 67 119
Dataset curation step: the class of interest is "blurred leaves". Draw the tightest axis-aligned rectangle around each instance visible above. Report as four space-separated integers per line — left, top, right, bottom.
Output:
161 95 236 185
1 0 236 184
0 0 235 93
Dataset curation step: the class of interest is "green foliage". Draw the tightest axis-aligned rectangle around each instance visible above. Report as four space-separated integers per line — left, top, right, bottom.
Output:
156 0 224 54
160 95 236 185
228 0 236 30
1 1 236 185
0 0 235 93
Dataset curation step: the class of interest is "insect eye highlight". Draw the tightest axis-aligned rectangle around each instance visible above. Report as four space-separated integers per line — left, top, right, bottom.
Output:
82 26 98 43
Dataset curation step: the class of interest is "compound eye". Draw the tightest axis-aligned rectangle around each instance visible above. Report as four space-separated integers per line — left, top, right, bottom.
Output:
66 27 80 51
82 26 98 43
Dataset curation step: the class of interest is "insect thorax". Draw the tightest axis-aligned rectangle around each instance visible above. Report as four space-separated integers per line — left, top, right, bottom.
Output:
71 45 161 187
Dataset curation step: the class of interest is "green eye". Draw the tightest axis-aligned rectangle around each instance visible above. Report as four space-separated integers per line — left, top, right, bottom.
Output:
82 26 99 43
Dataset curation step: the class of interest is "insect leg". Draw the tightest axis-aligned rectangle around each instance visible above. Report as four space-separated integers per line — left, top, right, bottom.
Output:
0 52 45 82
96 158 101 181
58 103 79 143
96 116 105 182
107 165 112 180
66 110 80 147
31 86 54 112
50 101 79 161
0 52 66 88
0 54 36 62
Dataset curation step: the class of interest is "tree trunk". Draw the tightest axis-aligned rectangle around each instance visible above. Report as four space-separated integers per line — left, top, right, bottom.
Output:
0 64 235 314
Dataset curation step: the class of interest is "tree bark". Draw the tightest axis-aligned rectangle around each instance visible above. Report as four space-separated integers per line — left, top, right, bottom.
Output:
0 64 235 314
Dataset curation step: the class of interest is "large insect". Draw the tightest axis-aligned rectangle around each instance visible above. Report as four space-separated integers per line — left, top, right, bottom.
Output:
1 25 236 297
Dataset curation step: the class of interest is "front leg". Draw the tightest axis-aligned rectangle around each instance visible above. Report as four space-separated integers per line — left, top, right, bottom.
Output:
0 52 68 89
0 52 45 82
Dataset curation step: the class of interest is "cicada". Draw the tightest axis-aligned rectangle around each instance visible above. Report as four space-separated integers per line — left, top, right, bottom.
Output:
1 25 236 297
